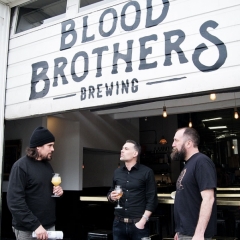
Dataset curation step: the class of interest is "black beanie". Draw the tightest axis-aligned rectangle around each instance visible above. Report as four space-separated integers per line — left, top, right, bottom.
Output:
30 127 55 148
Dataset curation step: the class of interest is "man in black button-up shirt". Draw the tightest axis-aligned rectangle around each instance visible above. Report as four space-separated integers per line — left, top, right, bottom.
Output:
107 140 158 240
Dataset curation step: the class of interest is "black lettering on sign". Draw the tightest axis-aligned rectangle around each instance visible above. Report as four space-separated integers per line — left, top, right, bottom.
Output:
89 86 95 99
60 19 77 51
71 51 89 82
112 40 133 74
121 1 141 32
29 61 50 100
131 78 138 93
82 16 95 43
92 46 109 77
164 29 188 66
53 57 68 87
105 82 114 96
80 78 139 101
122 79 129 94
192 20 227 72
97 84 103 98
116 81 119 95
146 0 170 28
99 8 118 37
139 34 158 70
81 87 86 101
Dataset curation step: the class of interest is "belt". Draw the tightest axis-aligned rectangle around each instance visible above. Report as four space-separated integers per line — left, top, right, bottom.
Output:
115 216 141 223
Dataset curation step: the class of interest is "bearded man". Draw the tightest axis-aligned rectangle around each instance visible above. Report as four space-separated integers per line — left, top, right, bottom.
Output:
7 126 63 240
107 140 158 240
171 127 217 240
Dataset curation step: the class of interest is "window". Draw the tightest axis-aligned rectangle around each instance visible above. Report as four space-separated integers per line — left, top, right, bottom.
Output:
79 0 103 11
16 0 67 34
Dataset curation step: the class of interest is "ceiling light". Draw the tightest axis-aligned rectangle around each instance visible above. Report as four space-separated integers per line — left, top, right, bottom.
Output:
163 105 167 118
189 113 192 128
234 107 239 119
210 93 216 101
202 117 222 122
234 93 239 119
208 126 227 129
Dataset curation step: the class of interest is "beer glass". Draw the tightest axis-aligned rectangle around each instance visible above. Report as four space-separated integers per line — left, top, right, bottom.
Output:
115 185 123 209
51 173 61 197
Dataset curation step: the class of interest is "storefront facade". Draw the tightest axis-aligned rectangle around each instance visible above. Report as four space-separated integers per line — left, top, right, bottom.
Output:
5 0 240 119
1 0 240 238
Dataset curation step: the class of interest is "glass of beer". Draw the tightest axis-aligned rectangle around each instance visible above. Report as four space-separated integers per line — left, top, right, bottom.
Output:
115 185 123 209
51 173 61 197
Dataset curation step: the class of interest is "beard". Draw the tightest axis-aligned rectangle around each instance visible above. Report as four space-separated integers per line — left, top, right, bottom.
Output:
40 153 53 161
170 145 187 161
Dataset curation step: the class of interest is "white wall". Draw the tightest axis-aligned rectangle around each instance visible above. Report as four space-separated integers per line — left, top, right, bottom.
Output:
47 116 80 190
0 3 11 234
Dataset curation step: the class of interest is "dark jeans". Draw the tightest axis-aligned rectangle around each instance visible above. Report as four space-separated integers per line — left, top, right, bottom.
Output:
113 218 149 240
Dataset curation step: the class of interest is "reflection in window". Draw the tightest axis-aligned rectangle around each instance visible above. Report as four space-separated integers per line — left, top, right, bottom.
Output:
16 0 67 34
232 139 238 155
80 0 103 9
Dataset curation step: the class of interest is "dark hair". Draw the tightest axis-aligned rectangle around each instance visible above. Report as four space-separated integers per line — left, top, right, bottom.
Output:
126 140 141 159
26 147 39 159
180 127 200 147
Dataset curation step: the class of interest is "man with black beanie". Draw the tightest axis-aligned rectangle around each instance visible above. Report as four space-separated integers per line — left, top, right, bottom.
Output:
7 126 63 240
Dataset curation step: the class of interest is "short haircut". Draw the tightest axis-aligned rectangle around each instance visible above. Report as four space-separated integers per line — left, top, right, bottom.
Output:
178 127 200 147
126 140 141 158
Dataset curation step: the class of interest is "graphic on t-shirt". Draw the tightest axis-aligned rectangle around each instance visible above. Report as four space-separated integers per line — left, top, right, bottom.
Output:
176 169 186 190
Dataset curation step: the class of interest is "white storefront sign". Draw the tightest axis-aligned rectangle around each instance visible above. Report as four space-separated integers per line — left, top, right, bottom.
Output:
5 0 240 119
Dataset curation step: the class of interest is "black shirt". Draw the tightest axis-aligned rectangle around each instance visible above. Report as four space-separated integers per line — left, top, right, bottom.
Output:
108 162 158 218
174 152 217 238
7 156 56 231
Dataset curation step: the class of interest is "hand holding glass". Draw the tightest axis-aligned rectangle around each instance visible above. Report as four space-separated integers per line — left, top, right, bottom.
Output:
51 173 61 197
114 185 123 209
